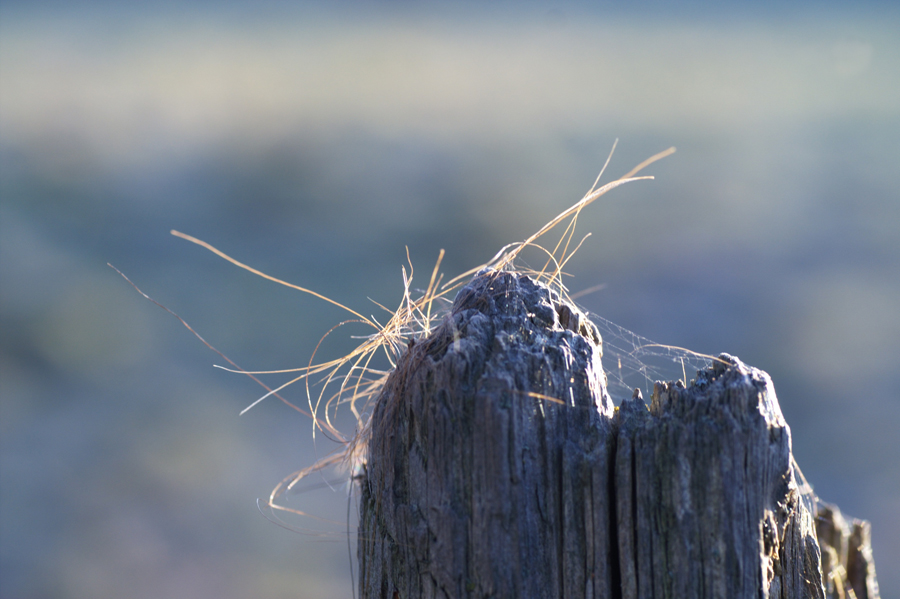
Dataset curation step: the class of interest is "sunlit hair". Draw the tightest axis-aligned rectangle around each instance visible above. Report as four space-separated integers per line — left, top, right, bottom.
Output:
115 143 715 527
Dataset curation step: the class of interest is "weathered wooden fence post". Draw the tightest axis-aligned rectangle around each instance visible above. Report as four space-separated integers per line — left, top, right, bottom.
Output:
357 269 879 598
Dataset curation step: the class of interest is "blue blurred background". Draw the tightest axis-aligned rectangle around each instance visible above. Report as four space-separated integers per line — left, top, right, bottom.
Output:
2 2 898 597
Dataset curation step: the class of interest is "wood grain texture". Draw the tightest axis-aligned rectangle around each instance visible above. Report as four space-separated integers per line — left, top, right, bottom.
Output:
358 270 617 598
615 356 825 598
816 503 881 599
357 270 877 599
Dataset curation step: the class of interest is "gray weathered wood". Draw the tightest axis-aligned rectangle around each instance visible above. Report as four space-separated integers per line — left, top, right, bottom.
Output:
816 503 881 599
358 270 618 598
615 359 824 598
357 269 879 598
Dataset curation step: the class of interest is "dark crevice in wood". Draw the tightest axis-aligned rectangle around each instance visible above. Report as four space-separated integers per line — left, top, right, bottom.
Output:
606 430 623 599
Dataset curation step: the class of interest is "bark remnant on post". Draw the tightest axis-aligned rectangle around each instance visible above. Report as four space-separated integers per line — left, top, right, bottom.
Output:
357 270 879 599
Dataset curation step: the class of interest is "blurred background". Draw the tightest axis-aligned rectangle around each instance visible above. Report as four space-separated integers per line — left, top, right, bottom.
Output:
2 2 898 597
